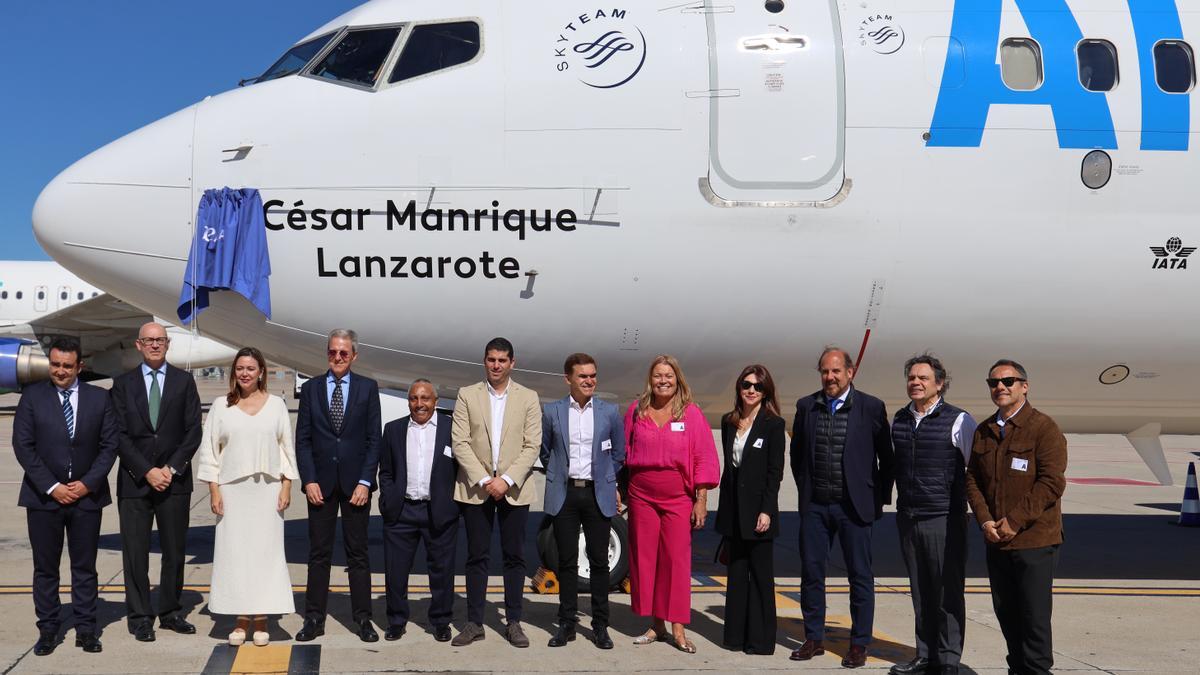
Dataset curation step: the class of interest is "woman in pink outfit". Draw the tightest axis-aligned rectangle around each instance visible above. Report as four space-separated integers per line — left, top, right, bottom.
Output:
622 355 720 653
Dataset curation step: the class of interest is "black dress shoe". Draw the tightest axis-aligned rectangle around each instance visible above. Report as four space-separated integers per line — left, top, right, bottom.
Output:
75 633 102 653
159 616 196 635
33 634 56 656
433 625 452 642
357 619 379 643
889 657 930 675
548 624 576 647
133 621 156 643
593 626 614 650
295 620 324 642
384 625 405 641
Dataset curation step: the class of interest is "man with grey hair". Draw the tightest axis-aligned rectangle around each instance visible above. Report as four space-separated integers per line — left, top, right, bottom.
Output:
790 346 893 668
295 329 382 643
889 354 977 675
378 380 458 643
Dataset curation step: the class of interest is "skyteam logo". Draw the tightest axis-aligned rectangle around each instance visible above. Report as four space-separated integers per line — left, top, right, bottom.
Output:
858 14 904 55
554 8 647 89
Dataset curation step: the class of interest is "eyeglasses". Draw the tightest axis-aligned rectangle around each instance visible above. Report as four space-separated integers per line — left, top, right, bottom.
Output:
986 376 1026 389
137 337 169 346
740 380 765 393
327 349 353 360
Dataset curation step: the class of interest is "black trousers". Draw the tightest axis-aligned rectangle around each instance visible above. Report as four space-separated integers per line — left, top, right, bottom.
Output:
119 491 190 625
723 493 776 654
986 544 1059 675
552 483 611 629
304 486 372 623
27 507 102 635
462 498 528 624
383 499 458 629
897 511 968 666
799 501 875 646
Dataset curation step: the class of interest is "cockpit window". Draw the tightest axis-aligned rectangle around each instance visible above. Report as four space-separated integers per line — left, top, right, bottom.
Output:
258 33 337 83
310 27 402 88
389 21 481 83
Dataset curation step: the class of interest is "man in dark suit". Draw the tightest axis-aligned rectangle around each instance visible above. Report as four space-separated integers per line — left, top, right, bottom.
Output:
539 353 625 650
789 346 894 668
12 337 118 656
377 380 458 643
109 322 202 642
295 328 382 643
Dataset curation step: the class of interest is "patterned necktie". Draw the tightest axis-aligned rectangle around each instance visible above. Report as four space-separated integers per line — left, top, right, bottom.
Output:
330 378 345 435
148 369 162 431
61 389 75 439
829 398 839 416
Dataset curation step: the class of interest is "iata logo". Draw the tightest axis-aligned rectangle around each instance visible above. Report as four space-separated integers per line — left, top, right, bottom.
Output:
554 8 647 89
1150 236 1196 269
859 14 905 55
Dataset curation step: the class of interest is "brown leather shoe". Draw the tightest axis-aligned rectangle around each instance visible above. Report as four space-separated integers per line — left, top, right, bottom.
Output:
841 644 867 668
790 639 825 661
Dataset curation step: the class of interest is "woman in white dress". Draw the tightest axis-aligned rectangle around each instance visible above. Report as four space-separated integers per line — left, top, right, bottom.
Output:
196 347 298 646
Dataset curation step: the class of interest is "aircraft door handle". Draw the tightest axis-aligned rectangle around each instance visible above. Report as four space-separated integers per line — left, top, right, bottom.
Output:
221 145 253 162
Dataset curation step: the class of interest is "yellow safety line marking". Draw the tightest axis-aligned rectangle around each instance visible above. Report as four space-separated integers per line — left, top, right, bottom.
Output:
229 643 292 674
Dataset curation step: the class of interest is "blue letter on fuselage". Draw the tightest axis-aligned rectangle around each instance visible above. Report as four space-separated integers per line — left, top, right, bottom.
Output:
927 0 1117 149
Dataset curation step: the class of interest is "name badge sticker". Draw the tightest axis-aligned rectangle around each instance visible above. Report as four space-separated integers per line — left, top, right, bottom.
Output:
1011 457 1029 472
670 422 686 432
444 445 453 458
753 438 764 448
601 439 613 451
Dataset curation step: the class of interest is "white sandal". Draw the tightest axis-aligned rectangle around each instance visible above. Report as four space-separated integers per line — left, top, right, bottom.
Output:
228 628 246 646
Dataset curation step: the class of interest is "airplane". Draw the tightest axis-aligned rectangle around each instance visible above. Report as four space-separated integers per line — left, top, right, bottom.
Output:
0 260 238 392
27 0 1199 491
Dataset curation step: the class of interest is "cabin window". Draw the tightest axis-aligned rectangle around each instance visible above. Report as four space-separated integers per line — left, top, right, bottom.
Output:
1077 40 1118 91
59 291 67 300
16 291 23 299
258 33 336 83
76 292 84 300
310 27 402 88
91 292 99 297
0 291 7 299
390 21 481 83
1154 40 1195 93
36 290 45 300
1000 38 1043 90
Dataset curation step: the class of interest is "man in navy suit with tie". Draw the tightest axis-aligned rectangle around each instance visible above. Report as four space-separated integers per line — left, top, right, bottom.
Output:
12 337 118 656
377 380 458 642
789 346 894 668
539 353 625 650
295 328 382 643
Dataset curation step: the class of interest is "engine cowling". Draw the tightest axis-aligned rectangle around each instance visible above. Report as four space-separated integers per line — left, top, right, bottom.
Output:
0 338 50 393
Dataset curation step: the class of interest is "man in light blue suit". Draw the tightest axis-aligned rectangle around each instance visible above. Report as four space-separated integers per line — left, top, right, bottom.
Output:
540 353 625 650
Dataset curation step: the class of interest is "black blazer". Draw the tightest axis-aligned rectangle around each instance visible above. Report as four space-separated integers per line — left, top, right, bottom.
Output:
295 371 382 497
715 412 786 540
378 412 459 529
790 386 895 523
13 380 119 511
109 364 202 497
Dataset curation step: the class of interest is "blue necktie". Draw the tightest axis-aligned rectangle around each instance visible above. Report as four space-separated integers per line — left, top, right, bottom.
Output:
61 389 75 439
829 399 839 416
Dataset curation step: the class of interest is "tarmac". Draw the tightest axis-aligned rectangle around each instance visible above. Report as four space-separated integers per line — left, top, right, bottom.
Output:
0 375 1197 674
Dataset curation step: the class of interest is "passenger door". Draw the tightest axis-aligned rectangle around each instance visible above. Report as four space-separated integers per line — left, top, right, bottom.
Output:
702 0 846 205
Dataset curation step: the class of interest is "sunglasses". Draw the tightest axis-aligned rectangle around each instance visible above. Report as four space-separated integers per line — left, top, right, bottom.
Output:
986 376 1026 389
327 349 353 360
740 380 765 393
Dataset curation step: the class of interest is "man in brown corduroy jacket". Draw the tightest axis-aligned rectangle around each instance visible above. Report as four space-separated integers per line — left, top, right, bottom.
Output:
965 359 1067 675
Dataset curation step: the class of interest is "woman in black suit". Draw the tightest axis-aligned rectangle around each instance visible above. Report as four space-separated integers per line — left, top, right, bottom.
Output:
715 364 786 655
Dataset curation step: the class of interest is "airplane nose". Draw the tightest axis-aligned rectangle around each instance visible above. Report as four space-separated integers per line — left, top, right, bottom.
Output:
32 105 196 305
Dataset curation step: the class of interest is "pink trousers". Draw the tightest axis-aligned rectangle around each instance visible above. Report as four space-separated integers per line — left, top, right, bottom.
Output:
628 468 693 624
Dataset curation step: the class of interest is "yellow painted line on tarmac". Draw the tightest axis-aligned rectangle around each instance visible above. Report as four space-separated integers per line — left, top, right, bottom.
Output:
229 644 292 674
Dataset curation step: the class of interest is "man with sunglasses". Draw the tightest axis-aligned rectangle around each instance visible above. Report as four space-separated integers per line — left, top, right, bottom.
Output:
539 353 625 649
295 328 382 643
109 322 203 642
965 360 1067 675
889 354 976 675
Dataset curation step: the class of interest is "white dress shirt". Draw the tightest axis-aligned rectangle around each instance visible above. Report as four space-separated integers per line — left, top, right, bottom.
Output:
731 427 750 469
910 397 978 461
568 396 594 480
483 382 514 487
995 402 1025 440
405 414 437 500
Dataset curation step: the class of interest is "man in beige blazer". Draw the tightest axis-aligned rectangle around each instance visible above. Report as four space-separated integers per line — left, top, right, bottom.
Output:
451 337 542 648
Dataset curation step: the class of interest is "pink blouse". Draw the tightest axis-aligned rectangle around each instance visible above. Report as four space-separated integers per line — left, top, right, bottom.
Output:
623 402 720 493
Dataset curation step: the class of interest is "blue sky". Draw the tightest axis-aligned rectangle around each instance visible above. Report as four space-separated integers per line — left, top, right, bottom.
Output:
0 1 362 260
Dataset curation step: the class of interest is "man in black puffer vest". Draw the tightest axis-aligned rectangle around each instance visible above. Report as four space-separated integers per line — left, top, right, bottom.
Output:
790 347 894 669
889 355 977 675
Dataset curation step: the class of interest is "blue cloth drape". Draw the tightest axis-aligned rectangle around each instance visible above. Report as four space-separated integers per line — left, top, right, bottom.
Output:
177 187 272 323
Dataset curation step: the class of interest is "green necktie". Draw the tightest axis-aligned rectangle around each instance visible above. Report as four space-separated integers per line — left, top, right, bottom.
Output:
148 369 162 430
